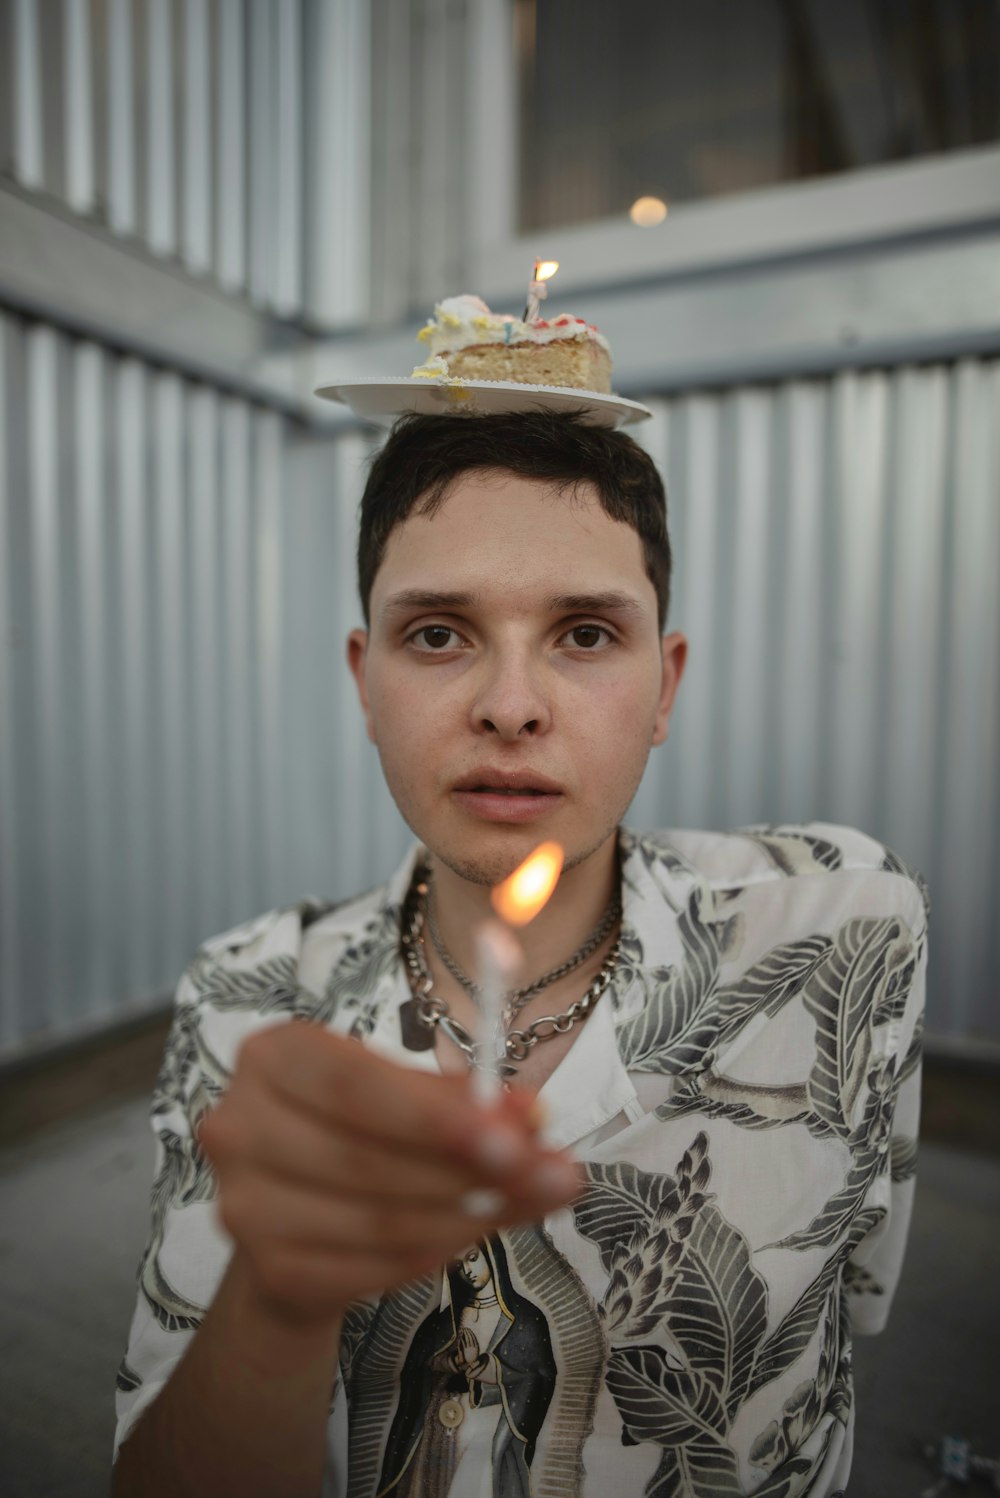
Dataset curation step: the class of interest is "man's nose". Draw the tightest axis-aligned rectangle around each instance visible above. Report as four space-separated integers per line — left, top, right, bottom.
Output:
470 649 553 739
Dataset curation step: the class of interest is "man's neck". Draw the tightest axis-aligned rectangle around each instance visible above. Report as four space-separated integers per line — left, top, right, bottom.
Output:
424 832 620 985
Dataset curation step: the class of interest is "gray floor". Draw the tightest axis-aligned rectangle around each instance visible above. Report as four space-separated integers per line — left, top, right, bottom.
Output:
0 1096 997 1498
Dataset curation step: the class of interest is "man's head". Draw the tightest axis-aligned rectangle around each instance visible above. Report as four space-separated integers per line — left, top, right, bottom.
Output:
356 410 672 633
347 411 686 887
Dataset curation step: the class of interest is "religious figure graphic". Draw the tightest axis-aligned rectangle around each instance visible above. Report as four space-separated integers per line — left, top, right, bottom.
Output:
375 1237 556 1497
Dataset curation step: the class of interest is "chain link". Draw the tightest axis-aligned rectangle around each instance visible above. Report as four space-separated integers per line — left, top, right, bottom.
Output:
400 864 621 1073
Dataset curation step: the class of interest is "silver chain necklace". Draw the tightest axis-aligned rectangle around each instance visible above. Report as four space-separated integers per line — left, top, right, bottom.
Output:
400 864 622 1074
425 872 621 1022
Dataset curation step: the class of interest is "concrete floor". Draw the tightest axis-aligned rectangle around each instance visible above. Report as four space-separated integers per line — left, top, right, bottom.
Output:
0 1094 997 1498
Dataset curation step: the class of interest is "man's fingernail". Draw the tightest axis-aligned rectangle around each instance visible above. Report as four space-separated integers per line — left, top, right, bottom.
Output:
532 1161 577 1200
474 1128 523 1171
461 1189 505 1218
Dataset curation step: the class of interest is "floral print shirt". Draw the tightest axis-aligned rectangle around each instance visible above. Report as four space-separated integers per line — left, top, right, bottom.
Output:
114 822 927 1498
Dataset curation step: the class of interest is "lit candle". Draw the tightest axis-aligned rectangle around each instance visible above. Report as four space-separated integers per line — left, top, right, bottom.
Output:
522 259 560 323
472 841 565 1103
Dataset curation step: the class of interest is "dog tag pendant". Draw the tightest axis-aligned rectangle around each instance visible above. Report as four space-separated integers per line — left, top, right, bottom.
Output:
398 997 436 1052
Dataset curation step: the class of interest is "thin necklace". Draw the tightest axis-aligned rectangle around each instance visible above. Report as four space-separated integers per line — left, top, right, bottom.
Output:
426 871 621 1023
400 862 621 1074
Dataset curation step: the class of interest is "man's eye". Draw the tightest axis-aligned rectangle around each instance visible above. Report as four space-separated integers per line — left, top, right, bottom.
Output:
564 624 612 649
411 625 461 650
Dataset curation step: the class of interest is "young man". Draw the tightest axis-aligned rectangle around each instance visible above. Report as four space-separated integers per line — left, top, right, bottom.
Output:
113 410 927 1498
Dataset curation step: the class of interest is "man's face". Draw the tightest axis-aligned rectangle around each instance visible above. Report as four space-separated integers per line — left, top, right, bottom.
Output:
348 469 686 887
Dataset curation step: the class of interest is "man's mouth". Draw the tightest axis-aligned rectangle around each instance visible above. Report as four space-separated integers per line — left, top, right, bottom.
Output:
472 787 546 796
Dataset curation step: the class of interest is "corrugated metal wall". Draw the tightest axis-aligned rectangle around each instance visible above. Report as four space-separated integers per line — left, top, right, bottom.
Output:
2 344 999 1055
0 313 294 1053
5 0 308 316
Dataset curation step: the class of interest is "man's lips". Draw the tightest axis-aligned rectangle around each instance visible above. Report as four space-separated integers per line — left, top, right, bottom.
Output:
451 788 563 823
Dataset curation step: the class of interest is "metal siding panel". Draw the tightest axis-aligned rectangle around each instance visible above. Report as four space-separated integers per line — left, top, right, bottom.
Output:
247 0 275 308
273 0 302 317
774 380 826 820
28 326 88 1034
0 317 19 1050
882 367 949 871
369 0 412 325
116 357 158 998
215 0 245 293
182 0 212 275
107 0 137 235
146 0 176 256
221 397 255 924
726 388 773 825
14 0 44 188
253 408 286 906
153 371 191 969
187 384 226 942
74 340 116 1020
680 394 727 828
38 0 67 199
64 0 96 213
937 361 1000 1035
0 3 14 180
626 400 675 832
827 371 890 831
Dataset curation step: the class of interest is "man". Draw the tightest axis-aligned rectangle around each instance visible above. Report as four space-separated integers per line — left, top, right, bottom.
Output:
113 410 927 1497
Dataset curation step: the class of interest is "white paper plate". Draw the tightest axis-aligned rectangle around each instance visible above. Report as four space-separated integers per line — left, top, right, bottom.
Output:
314 377 652 429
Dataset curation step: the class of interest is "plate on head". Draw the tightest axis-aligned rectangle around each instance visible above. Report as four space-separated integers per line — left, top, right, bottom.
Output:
314 377 652 429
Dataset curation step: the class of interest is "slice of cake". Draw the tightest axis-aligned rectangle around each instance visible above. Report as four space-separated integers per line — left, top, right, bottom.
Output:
411 295 613 393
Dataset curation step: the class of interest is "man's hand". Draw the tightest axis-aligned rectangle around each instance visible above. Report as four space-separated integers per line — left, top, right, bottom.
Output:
198 1022 580 1327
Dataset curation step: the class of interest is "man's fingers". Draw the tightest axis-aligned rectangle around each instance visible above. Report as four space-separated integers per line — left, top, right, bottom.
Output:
238 1023 531 1171
206 1085 485 1206
219 1170 519 1261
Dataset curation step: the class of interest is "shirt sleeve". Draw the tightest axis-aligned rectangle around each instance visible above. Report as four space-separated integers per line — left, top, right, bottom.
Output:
112 956 236 1462
845 873 928 1337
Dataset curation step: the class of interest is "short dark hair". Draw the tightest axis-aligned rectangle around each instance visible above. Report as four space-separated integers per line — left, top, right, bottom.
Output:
356 409 672 631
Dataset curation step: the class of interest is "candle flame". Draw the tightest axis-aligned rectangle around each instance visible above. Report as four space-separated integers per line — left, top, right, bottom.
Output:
534 259 560 282
491 842 564 926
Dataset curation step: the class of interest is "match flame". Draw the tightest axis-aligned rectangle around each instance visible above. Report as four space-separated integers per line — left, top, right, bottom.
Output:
491 842 564 927
534 259 559 282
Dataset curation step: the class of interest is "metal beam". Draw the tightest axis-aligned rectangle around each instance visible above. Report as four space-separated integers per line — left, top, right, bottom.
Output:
0 180 311 414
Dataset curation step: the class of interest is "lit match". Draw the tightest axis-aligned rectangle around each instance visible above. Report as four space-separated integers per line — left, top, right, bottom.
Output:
472 841 565 1103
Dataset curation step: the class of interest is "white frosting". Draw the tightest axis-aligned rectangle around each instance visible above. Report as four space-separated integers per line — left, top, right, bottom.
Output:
417 294 611 357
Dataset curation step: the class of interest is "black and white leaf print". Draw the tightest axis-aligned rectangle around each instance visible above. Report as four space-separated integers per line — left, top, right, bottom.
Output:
667 1200 768 1417
741 828 843 876
318 905 403 1030
615 890 733 1075
575 1160 686 1277
715 936 832 1044
898 1016 924 1084
745 1456 815 1498
606 1345 743 1498
115 1356 142 1394
622 828 703 914
602 1135 714 1342
188 953 302 1016
766 1118 889 1252
801 917 913 1136
890 1135 919 1182
749 1206 880 1396
654 1081 819 1137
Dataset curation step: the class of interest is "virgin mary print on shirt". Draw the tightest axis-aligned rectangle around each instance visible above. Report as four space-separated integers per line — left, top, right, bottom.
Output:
343 1226 605 1498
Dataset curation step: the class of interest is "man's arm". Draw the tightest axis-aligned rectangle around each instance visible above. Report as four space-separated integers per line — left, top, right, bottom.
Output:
113 1248 342 1498
113 1024 579 1498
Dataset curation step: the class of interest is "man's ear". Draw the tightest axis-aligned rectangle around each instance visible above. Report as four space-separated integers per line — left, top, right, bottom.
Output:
652 631 687 746
346 629 377 744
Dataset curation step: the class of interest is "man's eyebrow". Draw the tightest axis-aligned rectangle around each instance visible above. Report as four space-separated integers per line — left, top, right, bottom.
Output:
380 588 647 620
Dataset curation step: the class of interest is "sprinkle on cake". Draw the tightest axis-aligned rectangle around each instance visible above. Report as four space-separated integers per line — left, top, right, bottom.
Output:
411 294 613 394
